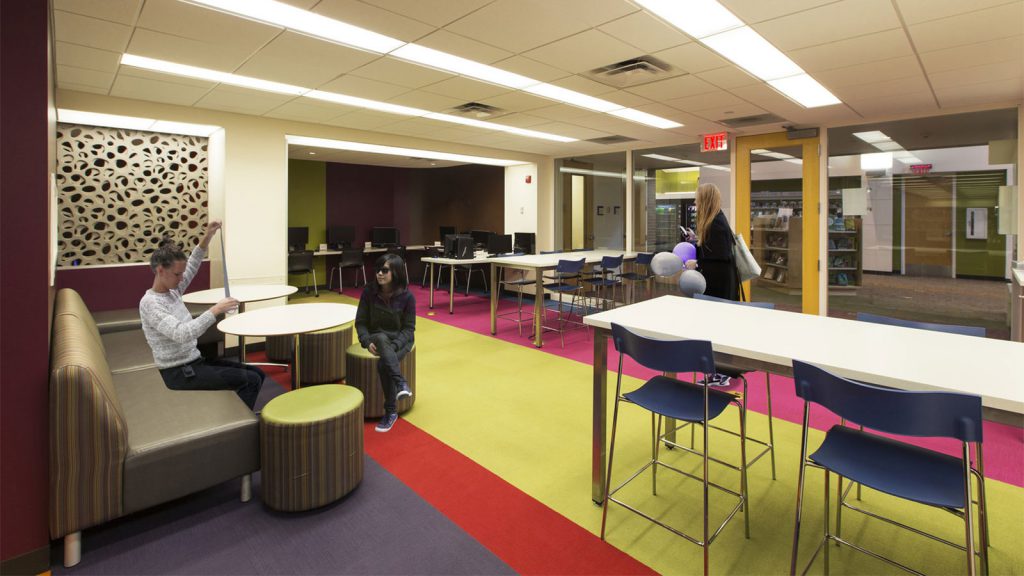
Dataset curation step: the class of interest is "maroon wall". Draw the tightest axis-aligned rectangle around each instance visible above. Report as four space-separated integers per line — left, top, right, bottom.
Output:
55 262 210 312
325 163 398 246
1 0 52 571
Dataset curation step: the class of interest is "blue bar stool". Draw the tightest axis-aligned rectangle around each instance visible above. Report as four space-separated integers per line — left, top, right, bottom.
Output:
542 258 587 348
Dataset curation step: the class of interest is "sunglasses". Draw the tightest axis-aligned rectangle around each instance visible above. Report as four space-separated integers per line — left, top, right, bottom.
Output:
376 267 391 274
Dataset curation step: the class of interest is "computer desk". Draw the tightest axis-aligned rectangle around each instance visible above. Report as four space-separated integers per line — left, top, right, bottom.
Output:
421 253 493 314
582 295 1024 503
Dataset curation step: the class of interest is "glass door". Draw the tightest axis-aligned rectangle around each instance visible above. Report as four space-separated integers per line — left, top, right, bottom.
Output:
736 132 821 314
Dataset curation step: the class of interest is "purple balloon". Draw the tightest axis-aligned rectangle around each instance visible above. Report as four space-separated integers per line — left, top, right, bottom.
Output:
673 242 696 263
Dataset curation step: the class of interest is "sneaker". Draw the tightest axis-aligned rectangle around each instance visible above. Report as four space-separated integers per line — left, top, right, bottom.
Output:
697 374 731 387
396 380 413 400
375 412 398 433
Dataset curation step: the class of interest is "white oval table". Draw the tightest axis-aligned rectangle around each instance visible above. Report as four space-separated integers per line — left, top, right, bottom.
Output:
218 302 358 388
184 285 298 361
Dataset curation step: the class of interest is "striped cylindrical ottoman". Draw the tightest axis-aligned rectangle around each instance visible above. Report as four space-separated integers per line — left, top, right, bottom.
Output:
345 342 416 418
265 323 353 385
260 384 364 512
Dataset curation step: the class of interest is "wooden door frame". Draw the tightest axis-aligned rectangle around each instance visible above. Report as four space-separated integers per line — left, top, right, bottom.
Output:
735 132 821 314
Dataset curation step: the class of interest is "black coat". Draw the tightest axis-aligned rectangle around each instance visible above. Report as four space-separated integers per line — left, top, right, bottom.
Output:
697 211 739 300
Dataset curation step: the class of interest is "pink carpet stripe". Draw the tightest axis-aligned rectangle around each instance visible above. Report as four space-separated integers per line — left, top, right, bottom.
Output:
334 283 1024 487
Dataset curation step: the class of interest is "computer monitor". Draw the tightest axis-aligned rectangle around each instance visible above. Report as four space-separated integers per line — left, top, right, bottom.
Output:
327 225 355 249
287 226 308 252
513 232 536 255
444 234 474 259
439 225 456 242
469 230 492 249
487 233 513 255
370 226 400 247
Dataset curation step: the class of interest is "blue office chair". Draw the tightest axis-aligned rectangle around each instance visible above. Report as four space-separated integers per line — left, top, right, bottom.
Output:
497 261 535 338
618 252 654 304
582 255 623 311
601 323 748 576
542 258 587 348
856 312 986 337
790 361 988 576
693 293 777 480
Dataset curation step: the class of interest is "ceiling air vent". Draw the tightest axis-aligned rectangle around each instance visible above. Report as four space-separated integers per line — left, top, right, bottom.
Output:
450 101 504 119
586 135 639 145
587 55 673 88
719 113 787 128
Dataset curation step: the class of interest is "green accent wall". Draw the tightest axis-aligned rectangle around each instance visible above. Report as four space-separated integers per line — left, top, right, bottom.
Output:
288 159 327 286
955 170 1007 278
655 170 698 194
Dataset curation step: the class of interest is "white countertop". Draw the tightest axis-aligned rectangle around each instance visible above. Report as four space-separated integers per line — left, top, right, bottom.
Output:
1013 268 1024 286
488 249 638 268
584 295 1024 413
183 284 297 305
218 302 357 337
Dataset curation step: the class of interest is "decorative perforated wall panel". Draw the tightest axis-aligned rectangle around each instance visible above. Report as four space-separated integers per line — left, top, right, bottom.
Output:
56 124 209 266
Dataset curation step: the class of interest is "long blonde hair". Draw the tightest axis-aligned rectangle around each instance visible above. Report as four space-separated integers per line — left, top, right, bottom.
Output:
695 183 722 245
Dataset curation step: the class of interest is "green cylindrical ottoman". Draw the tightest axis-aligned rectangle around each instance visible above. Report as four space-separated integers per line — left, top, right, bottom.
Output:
265 322 353 384
260 384 364 512
345 342 416 418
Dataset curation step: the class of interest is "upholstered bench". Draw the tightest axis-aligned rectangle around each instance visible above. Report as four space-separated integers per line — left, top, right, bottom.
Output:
265 323 354 385
260 385 364 512
344 342 416 418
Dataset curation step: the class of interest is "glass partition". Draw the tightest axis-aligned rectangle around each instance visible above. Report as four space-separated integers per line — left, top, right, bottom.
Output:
553 152 627 251
826 108 1018 339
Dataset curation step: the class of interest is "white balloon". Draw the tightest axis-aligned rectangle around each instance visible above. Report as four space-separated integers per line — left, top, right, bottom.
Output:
678 269 707 297
651 252 683 276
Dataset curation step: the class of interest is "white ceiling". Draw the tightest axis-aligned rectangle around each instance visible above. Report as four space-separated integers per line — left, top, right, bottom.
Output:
53 0 1023 167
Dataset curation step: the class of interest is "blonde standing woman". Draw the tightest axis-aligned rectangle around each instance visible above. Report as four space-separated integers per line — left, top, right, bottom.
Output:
694 183 739 301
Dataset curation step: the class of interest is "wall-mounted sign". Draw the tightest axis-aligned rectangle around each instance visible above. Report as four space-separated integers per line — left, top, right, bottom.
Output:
910 163 932 174
701 132 728 152
966 207 988 240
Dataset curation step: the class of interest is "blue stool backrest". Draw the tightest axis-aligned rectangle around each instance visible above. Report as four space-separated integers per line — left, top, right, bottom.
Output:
600 255 623 270
556 258 586 274
611 323 716 374
856 312 985 337
635 252 654 266
694 293 775 310
792 361 983 442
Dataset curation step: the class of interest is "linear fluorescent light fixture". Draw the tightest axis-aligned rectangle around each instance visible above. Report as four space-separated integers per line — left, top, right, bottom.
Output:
390 44 535 89
423 113 577 142
860 152 893 171
559 167 625 179
608 108 682 129
121 54 307 95
524 83 622 113
767 74 841 108
58 109 221 136
182 0 404 53
305 90 427 116
286 135 526 167
852 131 892 144
633 0 742 39
702 26 802 81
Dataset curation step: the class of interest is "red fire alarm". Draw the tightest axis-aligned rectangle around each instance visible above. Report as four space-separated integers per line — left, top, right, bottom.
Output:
525 175 532 184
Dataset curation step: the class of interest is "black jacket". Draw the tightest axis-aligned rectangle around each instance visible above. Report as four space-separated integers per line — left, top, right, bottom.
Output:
355 285 416 349
697 211 739 301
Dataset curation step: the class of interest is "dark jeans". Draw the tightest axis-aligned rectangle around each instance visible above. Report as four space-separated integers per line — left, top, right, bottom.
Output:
369 333 412 414
159 358 265 410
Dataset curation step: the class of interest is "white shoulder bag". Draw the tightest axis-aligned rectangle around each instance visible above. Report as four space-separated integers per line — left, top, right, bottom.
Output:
733 233 761 282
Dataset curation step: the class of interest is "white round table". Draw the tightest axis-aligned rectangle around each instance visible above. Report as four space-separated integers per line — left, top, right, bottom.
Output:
218 303 358 388
184 284 298 361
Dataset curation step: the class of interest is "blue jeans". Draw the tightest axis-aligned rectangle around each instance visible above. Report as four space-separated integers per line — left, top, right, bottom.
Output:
369 333 412 414
160 358 265 410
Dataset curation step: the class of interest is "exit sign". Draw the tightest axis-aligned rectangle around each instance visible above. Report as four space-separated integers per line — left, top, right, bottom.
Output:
910 164 933 174
702 132 728 152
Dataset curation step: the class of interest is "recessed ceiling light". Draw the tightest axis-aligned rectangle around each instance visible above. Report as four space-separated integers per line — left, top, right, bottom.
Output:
702 27 802 81
286 135 527 167
523 83 622 113
607 108 683 129
182 0 405 54
423 112 578 142
305 90 427 116
767 73 841 108
861 152 893 170
634 0 743 39
852 131 892 144
121 54 307 95
390 44 535 89
58 109 221 136
558 167 625 179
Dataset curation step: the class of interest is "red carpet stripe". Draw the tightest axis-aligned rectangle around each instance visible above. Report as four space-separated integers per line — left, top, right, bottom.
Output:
364 419 655 576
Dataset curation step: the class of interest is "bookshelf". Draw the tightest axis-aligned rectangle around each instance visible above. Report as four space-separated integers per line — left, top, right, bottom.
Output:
751 215 802 292
827 216 862 291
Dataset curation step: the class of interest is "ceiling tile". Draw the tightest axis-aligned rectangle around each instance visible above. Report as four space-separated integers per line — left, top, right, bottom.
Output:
316 74 411 100
788 29 914 73
386 89 463 112
527 121 613 141
781 104 862 127
719 0 841 24
54 10 132 53
812 56 922 88
443 0 603 53
117 66 218 88
325 110 405 131
919 35 1023 74
934 77 1024 108
692 101 768 122
380 117 447 136
262 100 349 123
624 74 717 101
408 29 512 64
482 112 550 128
136 0 280 50
752 0 901 52
895 0 1020 25
928 60 1022 89
662 89 747 112
908 2 1024 52
311 0 435 42
193 86 299 116
728 83 807 118
420 76 511 101
523 29 642 75
55 41 121 73
477 91 554 113
58 83 109 96
547 74 620 96
125 28 257 72
53 0 142 25
56 65 115 91
108 74 211 106
832 74 931 101
492 55 571 83
598 10 691 54
695 67 760 89
349 57 455 89
528 103 606 122
845 91 938 117
236 34 377 88
359 0 492 28
652 42 731 75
